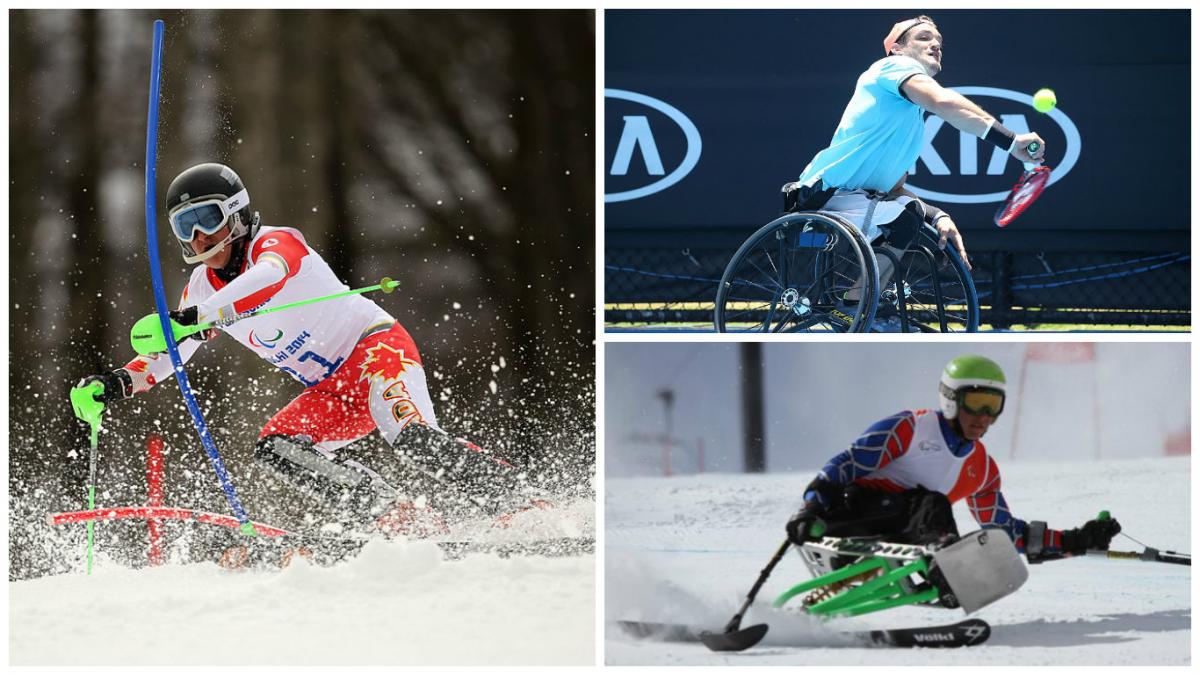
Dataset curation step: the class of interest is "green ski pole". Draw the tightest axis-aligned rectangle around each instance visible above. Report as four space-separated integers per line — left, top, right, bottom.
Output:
130 276 400 355
69 381 105 574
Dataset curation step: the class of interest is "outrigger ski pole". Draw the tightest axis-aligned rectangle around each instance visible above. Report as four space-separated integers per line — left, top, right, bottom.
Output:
701 520 831 651
130 277 400 355
699 539 794 652
1088 511 1190 566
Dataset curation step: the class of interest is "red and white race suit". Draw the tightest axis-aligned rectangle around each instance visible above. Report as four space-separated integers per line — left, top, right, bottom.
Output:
121 225 439 454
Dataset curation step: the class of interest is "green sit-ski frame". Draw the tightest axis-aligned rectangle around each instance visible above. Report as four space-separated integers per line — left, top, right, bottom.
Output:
773 548 940 617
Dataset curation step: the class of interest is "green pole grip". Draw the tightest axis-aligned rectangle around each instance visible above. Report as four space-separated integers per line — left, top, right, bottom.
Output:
808 519 827 538
70 381 105 446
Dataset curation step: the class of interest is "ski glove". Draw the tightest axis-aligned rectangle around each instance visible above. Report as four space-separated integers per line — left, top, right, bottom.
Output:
787 476 840 545
70 369 133 431
170 305 199 326
169 305 216 344
785 509 827 546
1061 516 1121 555
75 370 134 404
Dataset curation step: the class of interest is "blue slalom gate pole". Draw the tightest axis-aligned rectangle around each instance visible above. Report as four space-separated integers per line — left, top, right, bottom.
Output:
143 19 255 535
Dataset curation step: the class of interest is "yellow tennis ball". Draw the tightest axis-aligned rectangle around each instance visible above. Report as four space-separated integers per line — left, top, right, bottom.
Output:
1033 88 1057 113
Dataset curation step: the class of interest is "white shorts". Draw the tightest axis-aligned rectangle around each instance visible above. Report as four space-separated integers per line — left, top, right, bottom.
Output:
820 190 918 244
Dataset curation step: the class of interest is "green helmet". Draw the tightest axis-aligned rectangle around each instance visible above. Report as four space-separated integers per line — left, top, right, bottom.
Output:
938 354 1006 419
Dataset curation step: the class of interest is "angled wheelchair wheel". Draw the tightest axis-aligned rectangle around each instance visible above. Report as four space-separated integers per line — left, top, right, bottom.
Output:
714 212 879 333
878 224 979 332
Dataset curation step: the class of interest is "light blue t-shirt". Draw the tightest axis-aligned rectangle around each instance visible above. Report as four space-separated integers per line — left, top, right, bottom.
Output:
798 55 928 193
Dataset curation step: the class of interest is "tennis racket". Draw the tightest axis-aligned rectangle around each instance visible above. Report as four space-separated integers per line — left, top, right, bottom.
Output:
994 141 1051 227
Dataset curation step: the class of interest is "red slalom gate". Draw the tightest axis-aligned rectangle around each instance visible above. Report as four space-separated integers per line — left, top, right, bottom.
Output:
48 506 291 538
147 434 164 565
47 434 294 572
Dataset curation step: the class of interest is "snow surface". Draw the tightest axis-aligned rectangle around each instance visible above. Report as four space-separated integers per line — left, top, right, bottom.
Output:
10 498 595 666
605 456 1190 665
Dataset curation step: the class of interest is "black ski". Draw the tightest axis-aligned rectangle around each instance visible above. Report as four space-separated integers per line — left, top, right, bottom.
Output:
618 617 990 650
855 618 991 648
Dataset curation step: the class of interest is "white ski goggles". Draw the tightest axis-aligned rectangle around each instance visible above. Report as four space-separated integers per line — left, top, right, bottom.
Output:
169 189 249 242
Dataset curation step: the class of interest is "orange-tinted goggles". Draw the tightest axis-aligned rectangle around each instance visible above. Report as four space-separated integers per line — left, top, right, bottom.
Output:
959 388 1005 417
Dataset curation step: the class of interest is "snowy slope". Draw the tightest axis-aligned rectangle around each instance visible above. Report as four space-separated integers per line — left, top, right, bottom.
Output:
605 456 1190 665
10 499 595 666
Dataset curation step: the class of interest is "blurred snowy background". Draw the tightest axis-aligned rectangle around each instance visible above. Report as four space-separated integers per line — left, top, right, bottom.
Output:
606 342 1189 477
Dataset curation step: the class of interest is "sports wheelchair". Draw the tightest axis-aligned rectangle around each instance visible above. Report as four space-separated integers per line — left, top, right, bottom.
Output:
713 198 979 332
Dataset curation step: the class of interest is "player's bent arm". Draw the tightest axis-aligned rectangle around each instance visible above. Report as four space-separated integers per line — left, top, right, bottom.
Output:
891 185 945 221
967 484 1073 561
120 335 206 395
901 75 993 139
195 231 309 323
196 256 288 324
805 411 918 505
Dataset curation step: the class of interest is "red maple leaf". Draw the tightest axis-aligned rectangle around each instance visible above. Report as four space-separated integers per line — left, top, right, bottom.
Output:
358 342 419 383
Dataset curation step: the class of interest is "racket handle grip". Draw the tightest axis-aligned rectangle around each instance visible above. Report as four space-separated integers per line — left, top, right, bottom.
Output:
1022 141 1042 171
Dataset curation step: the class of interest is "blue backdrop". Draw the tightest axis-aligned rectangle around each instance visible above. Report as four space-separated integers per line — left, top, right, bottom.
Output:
605 9 1190 254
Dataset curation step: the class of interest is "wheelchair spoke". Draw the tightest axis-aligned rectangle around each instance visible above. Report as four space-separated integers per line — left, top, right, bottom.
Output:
892 248 974 331
715 213 880 332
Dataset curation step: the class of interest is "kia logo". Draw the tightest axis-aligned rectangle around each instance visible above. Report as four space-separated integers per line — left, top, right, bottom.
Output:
605 88 702 203
906 86 1081 204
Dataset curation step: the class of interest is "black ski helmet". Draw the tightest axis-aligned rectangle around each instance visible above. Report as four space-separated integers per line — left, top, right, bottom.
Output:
165 163 259 264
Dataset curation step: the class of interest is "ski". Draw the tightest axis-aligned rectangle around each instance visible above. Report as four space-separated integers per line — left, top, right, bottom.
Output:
221 535 594 570
48 505 592 568
617 617 990 650
854 618 991 648
437 536 594 560
264 533 593 565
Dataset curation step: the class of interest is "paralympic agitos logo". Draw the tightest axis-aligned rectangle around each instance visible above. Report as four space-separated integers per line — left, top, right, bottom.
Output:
906 87 1081 204
605 89 702 203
